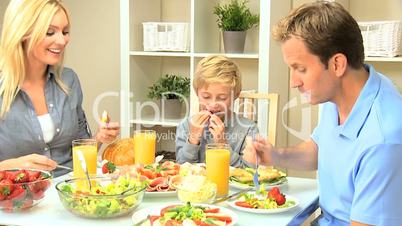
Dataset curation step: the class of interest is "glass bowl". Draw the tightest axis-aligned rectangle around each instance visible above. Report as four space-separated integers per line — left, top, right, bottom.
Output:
176 175 217 204
0 169 52 212
55 175 146 218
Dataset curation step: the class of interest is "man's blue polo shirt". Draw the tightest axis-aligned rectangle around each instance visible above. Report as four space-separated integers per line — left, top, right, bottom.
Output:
311 65 402 226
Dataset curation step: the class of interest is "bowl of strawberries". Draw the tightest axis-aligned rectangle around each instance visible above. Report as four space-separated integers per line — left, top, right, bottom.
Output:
0 169 52 212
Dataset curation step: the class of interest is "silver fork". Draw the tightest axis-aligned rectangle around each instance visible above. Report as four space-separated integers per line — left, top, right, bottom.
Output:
253 153 260 190
251 134 260 190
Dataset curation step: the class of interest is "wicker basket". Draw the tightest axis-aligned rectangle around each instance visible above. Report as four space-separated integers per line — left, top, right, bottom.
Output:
143 22 189 52
358 20 402 57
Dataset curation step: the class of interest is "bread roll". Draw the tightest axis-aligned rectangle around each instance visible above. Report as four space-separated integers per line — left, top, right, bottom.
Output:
102 138 135 166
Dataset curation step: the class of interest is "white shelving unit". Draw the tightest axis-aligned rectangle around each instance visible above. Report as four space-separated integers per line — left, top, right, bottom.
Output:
120 0 291 149
365 56 402 62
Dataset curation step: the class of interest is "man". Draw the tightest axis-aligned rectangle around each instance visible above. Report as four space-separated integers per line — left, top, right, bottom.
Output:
243 2 402 226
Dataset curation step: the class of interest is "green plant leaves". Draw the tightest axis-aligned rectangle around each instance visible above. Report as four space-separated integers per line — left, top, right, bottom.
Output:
147 74 190 102
213 0 259 31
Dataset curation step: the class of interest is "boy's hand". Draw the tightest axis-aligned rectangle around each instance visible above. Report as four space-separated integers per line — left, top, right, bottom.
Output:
188 110 211 145
208 114 226 143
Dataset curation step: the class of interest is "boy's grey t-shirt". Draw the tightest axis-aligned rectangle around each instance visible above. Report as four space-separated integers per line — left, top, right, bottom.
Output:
175 114 258 168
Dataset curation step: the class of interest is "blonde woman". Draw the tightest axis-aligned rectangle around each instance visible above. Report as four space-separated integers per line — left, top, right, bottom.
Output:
175 55 258 167
0 0 119 176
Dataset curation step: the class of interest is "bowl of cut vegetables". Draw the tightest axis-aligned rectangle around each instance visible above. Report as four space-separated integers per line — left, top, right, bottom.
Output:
56 175 146 218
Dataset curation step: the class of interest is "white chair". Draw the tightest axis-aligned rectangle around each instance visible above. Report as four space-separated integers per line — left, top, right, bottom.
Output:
237 92 279 146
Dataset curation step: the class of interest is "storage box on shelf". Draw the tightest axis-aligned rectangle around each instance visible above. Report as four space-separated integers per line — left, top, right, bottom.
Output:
358 20 402 57
143 22 190 52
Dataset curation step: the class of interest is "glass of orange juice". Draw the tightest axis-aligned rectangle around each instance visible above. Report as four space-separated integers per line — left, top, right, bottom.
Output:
72 139 97 190
133 130 156 165
206 143 231 197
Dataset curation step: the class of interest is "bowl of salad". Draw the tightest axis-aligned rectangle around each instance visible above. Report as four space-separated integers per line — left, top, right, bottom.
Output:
55 174 146 218
0 169 52 212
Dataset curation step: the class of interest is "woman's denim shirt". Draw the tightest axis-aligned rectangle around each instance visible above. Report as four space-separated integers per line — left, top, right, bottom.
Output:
0 67 91 176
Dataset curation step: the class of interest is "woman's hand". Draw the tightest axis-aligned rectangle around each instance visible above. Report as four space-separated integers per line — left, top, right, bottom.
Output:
208 114 226 143
188 110 211 145
95 122 120 144
0 154 57 171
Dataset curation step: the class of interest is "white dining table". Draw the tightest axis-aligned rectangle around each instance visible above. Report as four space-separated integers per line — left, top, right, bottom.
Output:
0 176 319 226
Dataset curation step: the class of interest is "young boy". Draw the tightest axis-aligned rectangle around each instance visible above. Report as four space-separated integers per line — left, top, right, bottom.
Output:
176 55 258 167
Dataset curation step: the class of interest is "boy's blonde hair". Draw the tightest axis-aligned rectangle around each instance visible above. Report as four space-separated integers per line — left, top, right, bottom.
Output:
193 55 242 97
0 0 70 118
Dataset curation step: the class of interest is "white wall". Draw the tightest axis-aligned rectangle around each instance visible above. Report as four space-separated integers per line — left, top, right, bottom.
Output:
63 0 120 137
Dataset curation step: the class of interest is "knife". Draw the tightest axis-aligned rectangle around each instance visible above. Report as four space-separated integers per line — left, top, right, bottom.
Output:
133 214 150 226
212 187 253 204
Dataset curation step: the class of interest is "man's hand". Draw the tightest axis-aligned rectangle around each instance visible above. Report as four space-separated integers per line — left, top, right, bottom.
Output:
243 135 273 165
0 154 57 171
188 110 211 145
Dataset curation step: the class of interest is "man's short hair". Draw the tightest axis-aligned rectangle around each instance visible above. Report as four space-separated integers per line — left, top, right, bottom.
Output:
273 1 364 69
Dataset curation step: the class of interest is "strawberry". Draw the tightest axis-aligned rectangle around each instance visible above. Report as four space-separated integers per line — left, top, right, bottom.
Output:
8 170 29 183
31 190 45 200
21 198 33 209
267 186 280 199
28 171 41 182
32 180 50 192
0 171 5 180
0 178 14 200
0 200 13 211
6 185 26 201
275 193 286 206
102 161 116 174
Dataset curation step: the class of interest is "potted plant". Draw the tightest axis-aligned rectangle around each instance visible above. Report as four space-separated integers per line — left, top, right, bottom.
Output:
213 0 259 53
147 74 190 119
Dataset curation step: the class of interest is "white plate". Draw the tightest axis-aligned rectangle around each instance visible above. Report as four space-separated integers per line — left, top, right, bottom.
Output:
132 203 238 225
229 166 288 190
227 193 299 214
145 190 177 198
229 178 288 190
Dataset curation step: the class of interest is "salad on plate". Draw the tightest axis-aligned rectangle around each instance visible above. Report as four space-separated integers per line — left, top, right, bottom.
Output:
132 202 237 226
227 187 298 214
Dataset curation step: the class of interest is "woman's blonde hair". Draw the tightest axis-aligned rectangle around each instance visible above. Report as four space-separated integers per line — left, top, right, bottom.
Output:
193 55 242 97
0 0 70 118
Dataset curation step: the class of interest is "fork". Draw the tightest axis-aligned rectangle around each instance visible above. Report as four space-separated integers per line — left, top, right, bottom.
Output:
251 134 260 190
253 153 260 190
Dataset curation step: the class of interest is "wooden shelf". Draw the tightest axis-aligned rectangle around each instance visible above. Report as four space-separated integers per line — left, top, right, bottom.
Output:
364 56 402 62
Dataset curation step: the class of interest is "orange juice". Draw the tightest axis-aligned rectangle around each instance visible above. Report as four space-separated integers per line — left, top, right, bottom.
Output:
206 143 231 197
134 130 156 165
72 139 97 190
